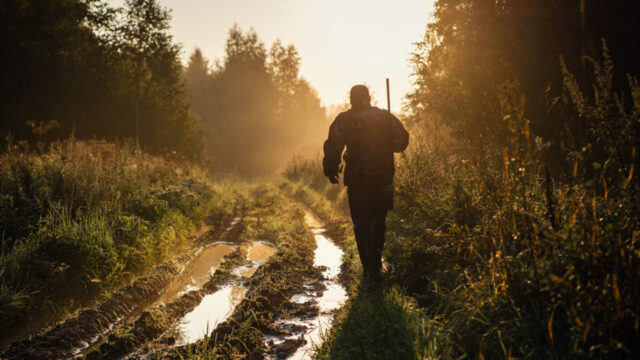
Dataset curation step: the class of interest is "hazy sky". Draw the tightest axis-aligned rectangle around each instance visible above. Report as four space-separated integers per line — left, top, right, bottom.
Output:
116 0 435 111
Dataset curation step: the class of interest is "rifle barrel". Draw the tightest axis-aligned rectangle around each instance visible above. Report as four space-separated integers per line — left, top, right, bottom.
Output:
386 78 391 113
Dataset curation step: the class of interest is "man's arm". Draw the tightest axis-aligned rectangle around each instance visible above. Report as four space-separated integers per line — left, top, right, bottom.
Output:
389 113 409 152
323 115 346 183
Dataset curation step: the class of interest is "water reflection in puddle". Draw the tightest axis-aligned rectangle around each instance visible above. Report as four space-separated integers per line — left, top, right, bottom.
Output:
234 241 276 278
225 216 242 231
175 285 247 345
71 241 237 357
157 243 236 304
313 229 342 279
248 241 276 262
175 241 275 345
265 209 348 360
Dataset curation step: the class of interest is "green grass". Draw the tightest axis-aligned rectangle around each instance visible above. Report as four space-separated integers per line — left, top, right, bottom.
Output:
284 127 640 359
284 156 350 215
316 284 447 360
0 139 240 328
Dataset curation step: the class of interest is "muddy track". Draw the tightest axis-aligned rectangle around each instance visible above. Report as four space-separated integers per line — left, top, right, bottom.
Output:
147 257 322 359
1 210 244 360
95 202 351 360
262 208 349 360
3 195 353 360
126 203 320 359
201 259 322 359
87 240 251 359
144 205 349 360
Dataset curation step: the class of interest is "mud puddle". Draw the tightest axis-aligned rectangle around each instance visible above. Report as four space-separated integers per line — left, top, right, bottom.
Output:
174 285 248 345
265 210 348 359
167 240 276 346
156 242 236 304
235 240 277 277
74 217 243 358
68 242 238 358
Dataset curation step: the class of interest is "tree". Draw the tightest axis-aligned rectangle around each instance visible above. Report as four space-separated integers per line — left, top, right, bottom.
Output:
407 0 640 158
184 26 327 175
115 0 200 155
0 0 202 157
0 0 104 142
184 48 211 118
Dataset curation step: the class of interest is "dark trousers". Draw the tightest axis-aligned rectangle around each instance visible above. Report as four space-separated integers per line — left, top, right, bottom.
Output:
347 185 392 282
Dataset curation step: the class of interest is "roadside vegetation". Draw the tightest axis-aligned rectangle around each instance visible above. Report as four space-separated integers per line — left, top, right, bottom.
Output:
284 46 640 359
0 139 239 331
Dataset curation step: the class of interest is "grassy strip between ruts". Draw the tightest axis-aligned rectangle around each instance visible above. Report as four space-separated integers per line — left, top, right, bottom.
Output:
280 180 439 360
170 182 319 359
0 140 240 334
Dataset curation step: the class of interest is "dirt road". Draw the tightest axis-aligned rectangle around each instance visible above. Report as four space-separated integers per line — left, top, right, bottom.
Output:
2 188 349 360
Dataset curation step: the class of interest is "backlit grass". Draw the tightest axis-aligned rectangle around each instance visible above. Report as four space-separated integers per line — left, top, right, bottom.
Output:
0 139 239 329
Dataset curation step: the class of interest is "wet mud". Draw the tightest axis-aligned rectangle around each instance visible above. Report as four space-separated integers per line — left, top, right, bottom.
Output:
165 240 276 347
80 226 256 359
1 213 244 360
89 240 276 359
264 210 348 360
156 242 236 305
173 284 248 345
2 198 351 360
143 205 348 359
133 208 319 359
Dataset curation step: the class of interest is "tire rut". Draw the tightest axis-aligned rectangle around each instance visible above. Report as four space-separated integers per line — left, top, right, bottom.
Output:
1 210 244 360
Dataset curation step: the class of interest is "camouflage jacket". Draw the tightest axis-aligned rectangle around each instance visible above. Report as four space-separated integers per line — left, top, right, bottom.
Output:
323 105 409 187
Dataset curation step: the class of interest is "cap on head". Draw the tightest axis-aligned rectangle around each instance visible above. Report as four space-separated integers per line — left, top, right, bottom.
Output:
350 85 370 107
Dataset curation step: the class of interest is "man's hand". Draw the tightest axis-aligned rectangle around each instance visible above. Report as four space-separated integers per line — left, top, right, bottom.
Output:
328 174 339 184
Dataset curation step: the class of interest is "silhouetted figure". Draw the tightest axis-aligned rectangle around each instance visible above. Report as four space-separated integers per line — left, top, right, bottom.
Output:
323 85 409 282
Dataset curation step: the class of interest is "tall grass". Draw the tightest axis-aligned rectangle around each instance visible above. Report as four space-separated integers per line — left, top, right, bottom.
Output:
284 48 639 358
0 139 238 328
284 156 349 215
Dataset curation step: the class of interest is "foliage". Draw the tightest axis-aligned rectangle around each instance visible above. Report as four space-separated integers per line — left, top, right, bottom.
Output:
285 48 639 358
284 156 349 214
0 139 238 328
407 0 640 159
381 4 640 356
184 26 328 175
396 51 638 358
0 0 201 157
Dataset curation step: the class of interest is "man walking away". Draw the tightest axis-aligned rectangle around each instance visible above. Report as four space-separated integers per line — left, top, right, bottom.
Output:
322 84 409 283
